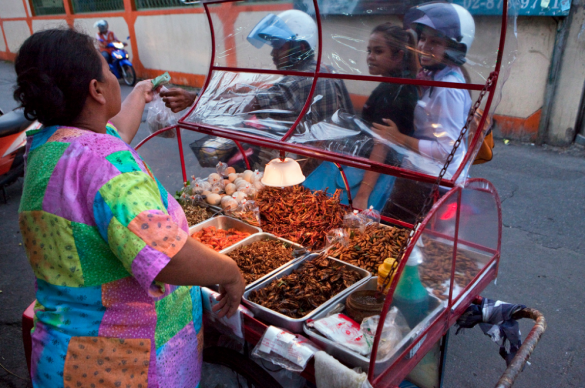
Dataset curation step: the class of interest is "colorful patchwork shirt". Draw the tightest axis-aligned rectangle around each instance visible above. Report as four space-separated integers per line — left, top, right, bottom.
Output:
19 123 202 388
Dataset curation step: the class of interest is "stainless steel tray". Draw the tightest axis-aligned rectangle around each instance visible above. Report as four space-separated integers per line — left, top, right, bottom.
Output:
243 254 371 333
188 216 262 249
221 233 307 291
302 277 444 374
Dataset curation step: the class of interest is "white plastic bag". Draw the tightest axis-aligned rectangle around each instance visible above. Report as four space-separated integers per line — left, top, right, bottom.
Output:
201 287 254 339
252 326 319 372
311 313 370 355
147 86 182 138
361 307 410 360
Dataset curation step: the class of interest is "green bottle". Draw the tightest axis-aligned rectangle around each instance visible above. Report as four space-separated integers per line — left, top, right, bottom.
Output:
392 246 429 328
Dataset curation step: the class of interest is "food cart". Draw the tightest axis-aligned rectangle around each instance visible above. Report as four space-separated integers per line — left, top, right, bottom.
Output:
21 0 545 386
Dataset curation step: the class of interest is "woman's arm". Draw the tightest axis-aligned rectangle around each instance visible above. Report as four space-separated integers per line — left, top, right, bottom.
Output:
156 237 245 318
110 80 156 144
353 142 388 210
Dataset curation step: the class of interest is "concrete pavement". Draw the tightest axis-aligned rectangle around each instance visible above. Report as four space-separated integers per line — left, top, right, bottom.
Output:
1 59 584 387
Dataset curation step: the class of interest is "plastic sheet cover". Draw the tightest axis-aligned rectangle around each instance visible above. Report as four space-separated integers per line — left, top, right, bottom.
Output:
185 0 518 183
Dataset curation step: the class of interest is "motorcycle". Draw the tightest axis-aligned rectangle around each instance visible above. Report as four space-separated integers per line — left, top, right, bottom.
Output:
105 40 136 86
0 108 42 203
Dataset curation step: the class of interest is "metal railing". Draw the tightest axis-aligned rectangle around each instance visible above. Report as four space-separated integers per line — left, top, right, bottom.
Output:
135 0 200 9
30 0 66 16
70 0 124 13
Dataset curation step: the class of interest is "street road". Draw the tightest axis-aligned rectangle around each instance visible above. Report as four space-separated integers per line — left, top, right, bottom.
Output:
1 60 584 387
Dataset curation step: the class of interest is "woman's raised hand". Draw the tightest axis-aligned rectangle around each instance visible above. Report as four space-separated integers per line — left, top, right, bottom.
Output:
134 79 159 104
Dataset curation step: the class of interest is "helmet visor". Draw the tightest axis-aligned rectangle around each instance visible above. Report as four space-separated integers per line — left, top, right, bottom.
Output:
247 14 296 49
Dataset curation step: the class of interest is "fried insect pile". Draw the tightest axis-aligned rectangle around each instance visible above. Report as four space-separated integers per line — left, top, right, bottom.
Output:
180 201 214 226
229 240 295 284
419 238 480 300
328 225 410 275
247 254 362 319
256 186 345 250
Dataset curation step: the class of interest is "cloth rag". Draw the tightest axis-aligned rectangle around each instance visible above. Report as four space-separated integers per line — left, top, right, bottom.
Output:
456 298 526 366
314 351 372 388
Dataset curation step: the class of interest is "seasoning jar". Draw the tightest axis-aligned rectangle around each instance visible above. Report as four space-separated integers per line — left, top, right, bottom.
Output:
377 257 398 294
345 290 385 323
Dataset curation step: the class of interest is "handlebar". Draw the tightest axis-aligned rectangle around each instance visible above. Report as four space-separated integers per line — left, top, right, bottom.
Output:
105 42 127 49
494 307 547 388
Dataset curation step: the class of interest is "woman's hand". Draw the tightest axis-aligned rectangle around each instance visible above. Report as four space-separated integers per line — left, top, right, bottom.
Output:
372 118 403 143
134 79 159 104
213 271 246 319
352 193 369 212
373 118 420 153
160 88 197 113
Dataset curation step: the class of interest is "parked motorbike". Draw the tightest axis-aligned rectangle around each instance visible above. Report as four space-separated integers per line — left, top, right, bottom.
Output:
0 108 42 203
106 40 136 86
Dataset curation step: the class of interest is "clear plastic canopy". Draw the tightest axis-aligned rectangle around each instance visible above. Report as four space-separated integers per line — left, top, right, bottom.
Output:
182 0 518 185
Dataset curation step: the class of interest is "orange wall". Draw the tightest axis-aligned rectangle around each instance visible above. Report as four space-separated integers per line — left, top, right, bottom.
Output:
0 1 542 141
0 0 290 88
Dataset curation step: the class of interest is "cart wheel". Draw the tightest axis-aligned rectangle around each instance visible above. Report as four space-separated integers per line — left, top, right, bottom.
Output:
203 346 283 388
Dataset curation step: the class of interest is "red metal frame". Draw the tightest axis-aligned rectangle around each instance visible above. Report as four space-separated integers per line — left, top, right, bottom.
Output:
133 1 509 385
173 0 510 187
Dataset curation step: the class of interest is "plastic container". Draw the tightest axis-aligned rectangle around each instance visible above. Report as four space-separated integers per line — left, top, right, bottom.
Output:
377 257 399 294
391 246 430 328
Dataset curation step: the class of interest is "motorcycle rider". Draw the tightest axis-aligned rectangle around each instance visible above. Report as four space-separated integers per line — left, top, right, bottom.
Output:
161 10 353 124
162 10 353 171
94 20 119 64
375 2 476 222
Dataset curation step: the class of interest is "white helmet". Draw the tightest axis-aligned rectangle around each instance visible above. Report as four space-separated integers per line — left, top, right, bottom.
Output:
94 19 108 34
405 2 475 65
247 10 317 50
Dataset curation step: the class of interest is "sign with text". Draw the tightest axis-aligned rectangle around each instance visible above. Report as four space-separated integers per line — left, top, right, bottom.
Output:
454 0 571 16
295 0 571 16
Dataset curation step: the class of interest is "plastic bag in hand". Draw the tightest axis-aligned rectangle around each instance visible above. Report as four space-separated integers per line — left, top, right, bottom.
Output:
361 307 410 360
147 86 182 138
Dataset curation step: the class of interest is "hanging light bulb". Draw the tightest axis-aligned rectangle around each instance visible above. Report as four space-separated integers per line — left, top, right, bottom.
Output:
261 157 306 187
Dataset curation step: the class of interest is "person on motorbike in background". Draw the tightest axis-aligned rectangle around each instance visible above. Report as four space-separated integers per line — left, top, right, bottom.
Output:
162 10 353 122
162 10 353 171
375 2 475 222
94 20 119 64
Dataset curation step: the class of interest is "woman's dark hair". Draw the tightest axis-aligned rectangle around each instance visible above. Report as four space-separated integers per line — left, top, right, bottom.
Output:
371 23 419 77
13 28 104 126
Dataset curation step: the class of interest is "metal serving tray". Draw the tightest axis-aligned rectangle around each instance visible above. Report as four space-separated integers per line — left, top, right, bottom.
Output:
220 233 307 291
302 277 444 375
189 215 261 235
242 254 371 333
188 216 262 251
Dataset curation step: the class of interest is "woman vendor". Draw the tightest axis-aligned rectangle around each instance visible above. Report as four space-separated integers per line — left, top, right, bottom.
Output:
15 28 245 387
374 2 475 222
303 23 419 211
